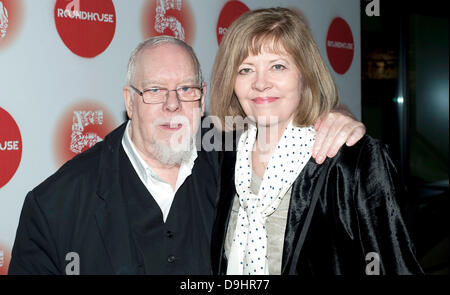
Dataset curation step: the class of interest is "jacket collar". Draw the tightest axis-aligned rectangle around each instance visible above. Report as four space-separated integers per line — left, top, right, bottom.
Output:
211 151 237 275
280 176 310 274
281 159 321 274
214 150 319 275
95 121 127 199
94 121 141 274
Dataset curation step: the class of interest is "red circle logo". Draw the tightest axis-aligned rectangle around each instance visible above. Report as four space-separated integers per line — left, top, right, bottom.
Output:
54 101 116 166
54 0 116 58
0 244 11 275
326 17 354 75
0 0 24 51
0 107 22 188
216 0 250 45
141 0 195 45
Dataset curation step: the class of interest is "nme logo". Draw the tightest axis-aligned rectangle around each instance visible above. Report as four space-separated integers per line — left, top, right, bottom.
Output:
70 110 103 154
142 0 195 44
54 101 115 166
155 0 184 41
0 250 4 268
0 1 8 38
0 0 23 50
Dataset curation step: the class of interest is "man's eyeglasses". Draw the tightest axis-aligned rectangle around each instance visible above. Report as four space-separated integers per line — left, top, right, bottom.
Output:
129 85 203 104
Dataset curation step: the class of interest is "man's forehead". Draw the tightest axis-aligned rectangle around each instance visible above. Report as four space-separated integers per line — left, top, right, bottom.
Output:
134 45 197 85
140 77 198 87
138 44 193 63
136 69 198 86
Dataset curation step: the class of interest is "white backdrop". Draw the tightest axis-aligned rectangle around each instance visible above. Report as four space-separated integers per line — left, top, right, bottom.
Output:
0 0 360 274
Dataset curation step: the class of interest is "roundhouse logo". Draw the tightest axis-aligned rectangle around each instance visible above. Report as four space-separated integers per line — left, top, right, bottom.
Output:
54 0 116 58
0 245 11 275
142 0 195 45
54 101 116 166
0 0 24 50
216 1 250 45
0 107 22 189
326 17 354 75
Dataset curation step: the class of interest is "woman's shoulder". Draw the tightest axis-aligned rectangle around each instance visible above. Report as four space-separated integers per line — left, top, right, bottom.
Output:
350 134 388 152
333 134 393 168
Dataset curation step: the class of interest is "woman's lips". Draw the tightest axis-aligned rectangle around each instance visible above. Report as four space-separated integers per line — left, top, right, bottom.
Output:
251 97 279 104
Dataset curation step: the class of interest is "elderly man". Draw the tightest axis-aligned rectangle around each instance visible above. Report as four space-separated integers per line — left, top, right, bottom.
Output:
9 36 365 275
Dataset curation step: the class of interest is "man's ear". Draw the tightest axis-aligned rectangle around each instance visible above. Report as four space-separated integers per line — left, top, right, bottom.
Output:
200 82 206 116
123 86 133 119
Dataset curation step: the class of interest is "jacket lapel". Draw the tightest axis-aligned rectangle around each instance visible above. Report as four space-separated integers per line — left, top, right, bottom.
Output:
95 194 138 274
94 122 139 274
211 151 237 274
281 159 320 274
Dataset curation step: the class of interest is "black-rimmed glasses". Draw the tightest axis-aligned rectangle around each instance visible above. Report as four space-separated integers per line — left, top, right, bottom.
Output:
129 84 203 104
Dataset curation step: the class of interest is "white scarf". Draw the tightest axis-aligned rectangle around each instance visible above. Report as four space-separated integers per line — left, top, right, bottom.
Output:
227 120 315 275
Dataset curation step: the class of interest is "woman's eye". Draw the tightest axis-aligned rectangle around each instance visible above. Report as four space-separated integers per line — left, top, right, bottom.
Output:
238 68 252 74
272 64 287 70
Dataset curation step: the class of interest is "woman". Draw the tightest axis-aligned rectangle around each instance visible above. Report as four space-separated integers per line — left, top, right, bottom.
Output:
210 7 423 275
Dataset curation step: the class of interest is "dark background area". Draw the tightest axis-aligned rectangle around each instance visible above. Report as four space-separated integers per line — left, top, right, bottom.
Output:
360 0 448 274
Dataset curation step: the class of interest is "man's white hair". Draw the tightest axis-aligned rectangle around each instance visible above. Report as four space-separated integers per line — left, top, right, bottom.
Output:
125 35 203 86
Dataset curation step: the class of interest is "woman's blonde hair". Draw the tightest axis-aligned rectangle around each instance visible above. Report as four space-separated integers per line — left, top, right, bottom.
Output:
210 7 338 131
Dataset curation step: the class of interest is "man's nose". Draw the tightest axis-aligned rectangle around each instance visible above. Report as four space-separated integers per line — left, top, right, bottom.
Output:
163 90 181 112
252 71 272 92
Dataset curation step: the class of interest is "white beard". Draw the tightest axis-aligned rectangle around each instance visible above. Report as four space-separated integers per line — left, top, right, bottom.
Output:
148 133 193 165
149 114 196 165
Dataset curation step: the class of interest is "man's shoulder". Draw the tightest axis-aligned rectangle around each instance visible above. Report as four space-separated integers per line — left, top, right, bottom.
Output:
32 122 126 198
32 141 105 201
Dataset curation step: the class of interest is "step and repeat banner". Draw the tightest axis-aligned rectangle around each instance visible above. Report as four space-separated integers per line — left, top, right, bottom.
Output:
0 0 360 274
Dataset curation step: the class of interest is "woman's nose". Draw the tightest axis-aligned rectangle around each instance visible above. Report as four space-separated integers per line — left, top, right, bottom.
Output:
251 71 272 92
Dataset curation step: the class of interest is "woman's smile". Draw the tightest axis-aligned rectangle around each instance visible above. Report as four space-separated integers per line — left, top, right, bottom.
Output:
251 97 279 104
